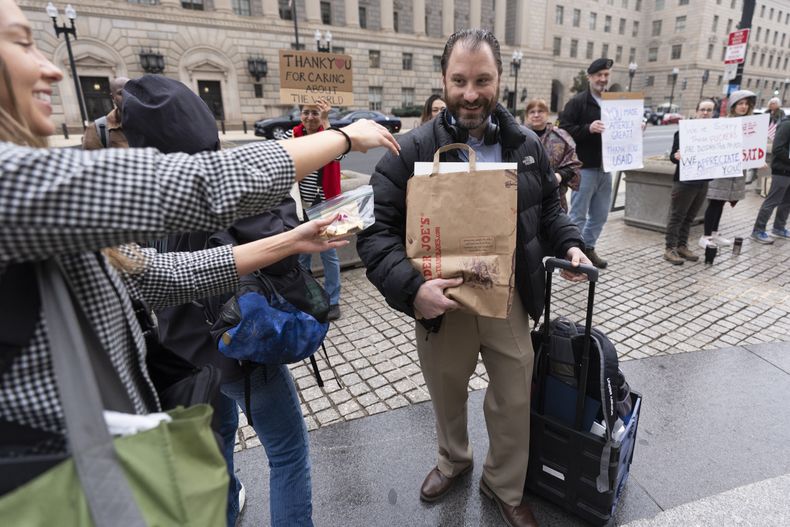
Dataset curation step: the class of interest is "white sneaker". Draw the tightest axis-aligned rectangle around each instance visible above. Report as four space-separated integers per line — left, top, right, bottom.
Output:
238 482 246 514
711 232 732 246
698 235 712 249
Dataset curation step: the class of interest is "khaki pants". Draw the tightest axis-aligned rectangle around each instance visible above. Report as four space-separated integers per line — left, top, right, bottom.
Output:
416 293 534 507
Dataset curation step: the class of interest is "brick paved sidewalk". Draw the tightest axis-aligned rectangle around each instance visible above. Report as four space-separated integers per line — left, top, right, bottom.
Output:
235 188 790 451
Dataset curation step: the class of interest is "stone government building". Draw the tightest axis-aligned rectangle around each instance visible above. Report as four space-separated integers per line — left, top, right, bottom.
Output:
21 0 790 130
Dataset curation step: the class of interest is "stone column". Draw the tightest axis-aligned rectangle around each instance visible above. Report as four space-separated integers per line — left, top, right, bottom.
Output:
305 0 321 23
413 0 425 35
262 0 279 17
345 0 360 28
213 0 233 13
442 0 454 36
469 0 481 28
380 0 394 31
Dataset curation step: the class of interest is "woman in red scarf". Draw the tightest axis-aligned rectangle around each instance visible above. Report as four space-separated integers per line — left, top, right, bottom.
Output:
286 99 343 320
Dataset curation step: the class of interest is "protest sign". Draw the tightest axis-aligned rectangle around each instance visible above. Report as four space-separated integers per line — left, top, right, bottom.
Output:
678 118 743 181
279 49 354 106
601 92 644 172
740 113 770 170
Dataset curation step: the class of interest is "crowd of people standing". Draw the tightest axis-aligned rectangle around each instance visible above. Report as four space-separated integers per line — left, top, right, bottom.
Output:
3 0 789 523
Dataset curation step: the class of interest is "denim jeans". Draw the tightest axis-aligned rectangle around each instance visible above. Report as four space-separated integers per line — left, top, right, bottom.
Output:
569 167 613 248
219 365 313 527
299 249 341 305
216 393 242 527
753 175 790 231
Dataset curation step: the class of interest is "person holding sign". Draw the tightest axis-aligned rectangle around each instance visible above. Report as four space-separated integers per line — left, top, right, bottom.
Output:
664 99 715 265
559 58 615 269
751 116 790 243
358 29 586 527
699 90 754 249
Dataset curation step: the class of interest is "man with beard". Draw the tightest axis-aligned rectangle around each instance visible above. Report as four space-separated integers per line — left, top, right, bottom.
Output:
559 58 614 269
357 29 587 527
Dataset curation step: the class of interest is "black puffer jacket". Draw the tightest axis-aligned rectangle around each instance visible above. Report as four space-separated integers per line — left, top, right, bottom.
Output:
356 104 583 325
559 90 603 169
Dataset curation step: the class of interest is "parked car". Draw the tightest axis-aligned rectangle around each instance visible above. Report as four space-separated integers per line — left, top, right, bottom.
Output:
254 107 342 139
330 110 402 133
649 103 680 125
661 112 684 125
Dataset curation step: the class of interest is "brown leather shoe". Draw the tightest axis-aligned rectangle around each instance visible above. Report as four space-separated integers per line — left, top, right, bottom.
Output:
480 478 539 527
419 465 472 502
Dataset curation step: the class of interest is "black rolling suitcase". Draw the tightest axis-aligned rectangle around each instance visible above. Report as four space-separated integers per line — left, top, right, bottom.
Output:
526 258 642 526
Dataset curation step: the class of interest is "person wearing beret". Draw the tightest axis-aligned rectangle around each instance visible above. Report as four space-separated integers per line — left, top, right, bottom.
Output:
558 58 614 269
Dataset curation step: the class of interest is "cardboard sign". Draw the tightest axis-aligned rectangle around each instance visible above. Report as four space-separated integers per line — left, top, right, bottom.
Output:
740 113 770 170
600 92 644 173
278 49 354 106
679 118 743 181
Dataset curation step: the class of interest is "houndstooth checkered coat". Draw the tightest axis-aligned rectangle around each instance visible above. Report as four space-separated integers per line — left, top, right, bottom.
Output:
0 140 294 452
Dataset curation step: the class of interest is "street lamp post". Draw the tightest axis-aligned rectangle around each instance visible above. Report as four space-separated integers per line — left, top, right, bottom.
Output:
314 30 332 53
46 2 88 128
668 67 679 111
511 50 523 116
628 62 637 92
699 69 709 101
783 78 790 106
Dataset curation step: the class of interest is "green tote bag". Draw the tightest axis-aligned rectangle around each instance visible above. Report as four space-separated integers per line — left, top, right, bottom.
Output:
0 260 228 526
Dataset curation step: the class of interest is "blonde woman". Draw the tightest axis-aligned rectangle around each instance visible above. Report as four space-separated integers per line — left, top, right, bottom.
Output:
698 90 754 248
0 0 398 498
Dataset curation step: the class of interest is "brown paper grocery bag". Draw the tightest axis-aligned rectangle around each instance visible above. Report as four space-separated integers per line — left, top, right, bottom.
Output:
406 143 518 319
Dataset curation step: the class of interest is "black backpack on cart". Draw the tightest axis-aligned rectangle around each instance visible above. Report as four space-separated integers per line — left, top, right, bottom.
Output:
526 258 642 526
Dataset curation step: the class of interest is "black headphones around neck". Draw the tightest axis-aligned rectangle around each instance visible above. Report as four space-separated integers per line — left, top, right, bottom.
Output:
441 110 500 146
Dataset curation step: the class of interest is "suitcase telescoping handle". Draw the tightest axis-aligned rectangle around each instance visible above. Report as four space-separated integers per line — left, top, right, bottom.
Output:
540 257 598 431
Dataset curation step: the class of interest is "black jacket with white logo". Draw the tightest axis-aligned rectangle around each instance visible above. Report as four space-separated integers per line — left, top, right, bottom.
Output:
357 104 583 326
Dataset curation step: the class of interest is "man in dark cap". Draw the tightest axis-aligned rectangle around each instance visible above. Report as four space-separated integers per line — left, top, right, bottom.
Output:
559 58 614 269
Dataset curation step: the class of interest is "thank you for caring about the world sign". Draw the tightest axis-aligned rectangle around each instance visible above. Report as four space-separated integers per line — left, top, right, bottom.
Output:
679 118 743 181
601 92 644 173
279 49 354 106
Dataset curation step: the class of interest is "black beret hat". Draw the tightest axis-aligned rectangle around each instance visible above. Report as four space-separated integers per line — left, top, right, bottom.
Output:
122 75 220 154
587 58 614 74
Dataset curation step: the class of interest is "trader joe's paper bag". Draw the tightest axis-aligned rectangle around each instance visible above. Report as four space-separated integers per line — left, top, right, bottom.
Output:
406 143 518 319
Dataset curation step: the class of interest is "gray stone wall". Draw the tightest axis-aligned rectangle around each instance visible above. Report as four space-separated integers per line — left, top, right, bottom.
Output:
359 0 381 31
481 0 496 33
425 3 442 38
394 0 413 34
454 0 470 32
328 0 346 27
505 0 516 46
